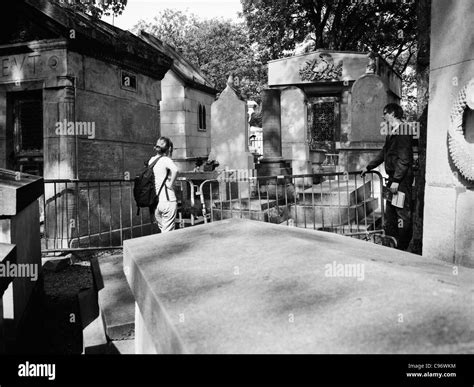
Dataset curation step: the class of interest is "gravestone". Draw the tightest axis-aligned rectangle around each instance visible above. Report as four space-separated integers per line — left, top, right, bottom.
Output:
210 77 254 171
343 74 391 172
423 0 474 267
281 87 311 176
257 89 291 176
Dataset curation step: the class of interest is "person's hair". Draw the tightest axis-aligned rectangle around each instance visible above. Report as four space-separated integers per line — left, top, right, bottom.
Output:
384 103 404 120
155 136 173 155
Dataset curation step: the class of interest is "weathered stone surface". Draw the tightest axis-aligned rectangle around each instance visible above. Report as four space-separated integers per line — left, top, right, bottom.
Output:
454 189 474 267
298 180 372 206
350 74 388 143
290 198 377 226
423 0 474 267
430 0 474 71
281 87 311 176
211 84 254 170
124 219 474 354
98 253 135 340
0 169 44 216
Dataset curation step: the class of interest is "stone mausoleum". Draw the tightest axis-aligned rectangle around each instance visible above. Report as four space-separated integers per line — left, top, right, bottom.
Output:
266 50 402 175
140 31 217 172
0 0 173 248
0 0 172 179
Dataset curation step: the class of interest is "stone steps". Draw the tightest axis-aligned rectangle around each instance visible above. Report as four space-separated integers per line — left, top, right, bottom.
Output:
297 180 372 206
290 197 378 227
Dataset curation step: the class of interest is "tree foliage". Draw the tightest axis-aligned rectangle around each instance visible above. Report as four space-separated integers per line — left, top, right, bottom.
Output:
240 0 417 73
52 0 127 18
134 10 267 102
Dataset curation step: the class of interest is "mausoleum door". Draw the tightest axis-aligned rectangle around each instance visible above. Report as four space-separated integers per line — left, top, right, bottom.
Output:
307 96 340 154
6 90 43 176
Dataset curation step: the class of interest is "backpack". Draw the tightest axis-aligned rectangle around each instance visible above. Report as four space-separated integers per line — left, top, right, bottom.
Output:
133 156 169 215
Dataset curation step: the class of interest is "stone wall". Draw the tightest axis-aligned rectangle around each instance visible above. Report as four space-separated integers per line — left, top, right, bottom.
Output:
160 71 186 161
160 71 214 171
68 52 162 180
423 0 474 267
184 88 213 159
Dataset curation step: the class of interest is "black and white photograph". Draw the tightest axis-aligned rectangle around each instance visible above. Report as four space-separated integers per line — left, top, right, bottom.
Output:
0 0 473 384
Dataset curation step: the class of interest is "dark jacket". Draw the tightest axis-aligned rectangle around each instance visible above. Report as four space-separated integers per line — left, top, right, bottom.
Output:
367 132 413 183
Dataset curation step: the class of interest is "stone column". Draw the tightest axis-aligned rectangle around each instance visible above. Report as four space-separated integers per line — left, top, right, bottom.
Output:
281 87 311 175
262 88 282 158
257 89 291 176
44 76 77 180
423 0 474 267
43 76 78 248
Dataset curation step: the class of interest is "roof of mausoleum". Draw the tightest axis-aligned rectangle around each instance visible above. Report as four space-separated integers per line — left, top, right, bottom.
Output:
139 31 217 96
0 0 173 80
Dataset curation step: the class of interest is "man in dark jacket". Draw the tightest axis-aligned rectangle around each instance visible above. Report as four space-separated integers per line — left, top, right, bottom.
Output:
361 103 414 250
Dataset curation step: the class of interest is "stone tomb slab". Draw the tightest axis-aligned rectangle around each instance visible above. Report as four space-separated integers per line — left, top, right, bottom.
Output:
123 219 474 354
298 180 372 206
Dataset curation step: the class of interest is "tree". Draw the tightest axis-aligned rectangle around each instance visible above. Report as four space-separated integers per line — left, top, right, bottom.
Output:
51 0 127 18
240 0 417 73
134 10 267 101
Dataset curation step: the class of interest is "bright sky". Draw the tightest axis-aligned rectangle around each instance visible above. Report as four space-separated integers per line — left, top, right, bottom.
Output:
102 0 244 30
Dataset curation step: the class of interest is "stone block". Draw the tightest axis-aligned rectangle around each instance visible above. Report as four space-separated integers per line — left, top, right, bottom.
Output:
76 140 123 179
454 189 474 267
162 84 185 99
187 110 199 126
290 159 312 176
160 98 184 112
124 219 474 354
423 185 457 263
74 90 159 143
350 74 388 143
281 87 307 144
299 180 372 206
0 169 44 216
430 0 474 71
161 110 186 125
211 85 253 170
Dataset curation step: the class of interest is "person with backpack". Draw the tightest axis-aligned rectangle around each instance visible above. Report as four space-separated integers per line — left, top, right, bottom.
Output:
148 136 178 233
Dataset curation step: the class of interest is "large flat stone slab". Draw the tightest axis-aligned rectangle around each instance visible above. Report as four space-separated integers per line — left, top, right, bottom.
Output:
124 219 474 354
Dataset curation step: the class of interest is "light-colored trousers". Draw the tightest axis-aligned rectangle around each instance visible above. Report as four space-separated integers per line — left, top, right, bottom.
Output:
154 201 177 233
